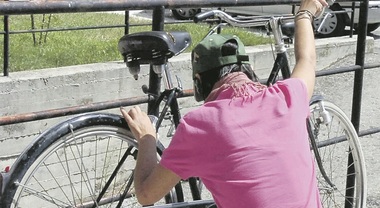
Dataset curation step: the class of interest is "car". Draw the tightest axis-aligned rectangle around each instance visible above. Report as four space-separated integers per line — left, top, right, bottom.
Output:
171 8 201 20
171 1 380 38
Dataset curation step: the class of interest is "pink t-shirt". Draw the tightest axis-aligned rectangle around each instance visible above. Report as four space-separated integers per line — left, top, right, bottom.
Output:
160 78 322 208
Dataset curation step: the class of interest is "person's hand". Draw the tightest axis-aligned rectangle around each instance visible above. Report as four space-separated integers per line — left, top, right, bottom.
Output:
120 106 156 142
299 0 328 18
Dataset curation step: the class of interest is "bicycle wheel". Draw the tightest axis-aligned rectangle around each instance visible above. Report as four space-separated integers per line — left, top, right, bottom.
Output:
308 100 367 208
0 113 179 207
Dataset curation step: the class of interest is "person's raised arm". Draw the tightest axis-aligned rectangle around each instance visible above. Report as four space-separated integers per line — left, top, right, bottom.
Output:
291 0 328 99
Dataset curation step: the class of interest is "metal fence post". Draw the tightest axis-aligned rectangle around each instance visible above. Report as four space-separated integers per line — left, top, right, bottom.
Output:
124 10 129 35
3 15 9 76
347 1 369 207
147 6 165 115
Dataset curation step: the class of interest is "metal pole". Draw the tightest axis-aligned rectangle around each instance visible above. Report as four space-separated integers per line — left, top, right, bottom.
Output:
0 0 303 15
147 6 165 116
152 6 165 31
3 15 9 76
124 10 129 35
351 0 368 135
347 0 369 207
349 2 355 38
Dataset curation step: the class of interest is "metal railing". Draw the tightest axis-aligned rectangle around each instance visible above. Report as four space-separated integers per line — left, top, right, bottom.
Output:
0 0 378 137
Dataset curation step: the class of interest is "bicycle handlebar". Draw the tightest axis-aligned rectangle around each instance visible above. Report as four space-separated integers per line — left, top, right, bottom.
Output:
193 10 215 23
194 9 294 29
194 0 336 29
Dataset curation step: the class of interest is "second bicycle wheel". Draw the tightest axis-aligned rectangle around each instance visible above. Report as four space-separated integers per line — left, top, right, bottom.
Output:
309 100 367 208
0 113 179 207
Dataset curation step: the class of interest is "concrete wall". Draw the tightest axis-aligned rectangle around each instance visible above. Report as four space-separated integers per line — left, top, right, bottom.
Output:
0 35 373 168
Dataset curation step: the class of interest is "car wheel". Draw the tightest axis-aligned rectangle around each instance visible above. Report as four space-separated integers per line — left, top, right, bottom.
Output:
313 7 346 38
171 8 201 20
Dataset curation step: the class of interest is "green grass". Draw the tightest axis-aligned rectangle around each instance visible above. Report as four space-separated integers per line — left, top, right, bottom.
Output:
0 13 271 72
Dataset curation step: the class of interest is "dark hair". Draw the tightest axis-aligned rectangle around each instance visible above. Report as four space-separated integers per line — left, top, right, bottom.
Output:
198 41 259 99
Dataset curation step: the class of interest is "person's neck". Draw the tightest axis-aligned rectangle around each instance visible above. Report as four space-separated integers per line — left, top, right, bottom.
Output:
205 72 266 102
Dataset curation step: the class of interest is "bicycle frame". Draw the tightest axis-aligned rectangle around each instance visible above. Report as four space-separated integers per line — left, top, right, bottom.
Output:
0 5 364 207
132 58 205 204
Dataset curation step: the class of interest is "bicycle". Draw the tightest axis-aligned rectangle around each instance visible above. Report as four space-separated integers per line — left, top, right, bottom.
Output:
0 8 366 208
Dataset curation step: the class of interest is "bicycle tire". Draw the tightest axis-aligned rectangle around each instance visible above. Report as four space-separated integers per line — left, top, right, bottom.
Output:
0 113 180 207
308 100 367 208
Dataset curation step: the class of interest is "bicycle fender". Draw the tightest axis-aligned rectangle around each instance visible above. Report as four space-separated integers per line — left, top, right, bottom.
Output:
0 170 11 200
309 94 324 105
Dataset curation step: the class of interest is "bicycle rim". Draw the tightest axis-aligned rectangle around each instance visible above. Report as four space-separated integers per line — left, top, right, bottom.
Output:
309 101 367 208
7 123 170 207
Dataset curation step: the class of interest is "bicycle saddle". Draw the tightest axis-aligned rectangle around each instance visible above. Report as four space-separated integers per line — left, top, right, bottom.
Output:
118 31 192 66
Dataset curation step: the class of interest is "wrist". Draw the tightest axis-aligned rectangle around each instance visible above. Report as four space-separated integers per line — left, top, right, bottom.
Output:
298 3 325 19
138 133 157 142
295 10 315 22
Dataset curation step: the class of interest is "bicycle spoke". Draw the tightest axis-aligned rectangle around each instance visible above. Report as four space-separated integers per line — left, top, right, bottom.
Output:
15 181 71 207
68 127 95 206
58 147 81 206
41 161 72 203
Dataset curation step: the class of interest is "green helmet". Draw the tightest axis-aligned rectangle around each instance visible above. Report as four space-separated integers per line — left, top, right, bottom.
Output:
191 34 249 79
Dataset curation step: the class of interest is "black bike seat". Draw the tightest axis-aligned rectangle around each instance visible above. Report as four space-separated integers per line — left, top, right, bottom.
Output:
118 31 191 65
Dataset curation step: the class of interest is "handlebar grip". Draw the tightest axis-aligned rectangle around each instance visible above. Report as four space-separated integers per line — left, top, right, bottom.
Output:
194 11 215 23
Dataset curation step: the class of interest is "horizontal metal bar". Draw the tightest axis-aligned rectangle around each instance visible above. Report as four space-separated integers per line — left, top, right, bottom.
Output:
0 0 305 15
314 125 380 148
0 89 193 126
0 19 191 35
259 63 380 85
147 199 215 208
0 0 367 16
358 127 380 137
316 65 361 76
0 24 128 35
0 97 147 125
316 63 380 77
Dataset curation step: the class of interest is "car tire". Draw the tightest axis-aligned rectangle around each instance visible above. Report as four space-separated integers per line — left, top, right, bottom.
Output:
314 6 346 38
171 8 201 20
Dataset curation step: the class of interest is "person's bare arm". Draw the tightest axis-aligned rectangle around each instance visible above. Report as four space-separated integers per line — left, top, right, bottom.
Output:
291 0 328 99
121 106 181 205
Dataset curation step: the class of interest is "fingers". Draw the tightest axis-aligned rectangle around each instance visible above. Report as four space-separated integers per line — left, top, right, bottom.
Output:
121 106 141 120
319 0 329 7
127 105 141 117
120 106 156 141
120 107 134 124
